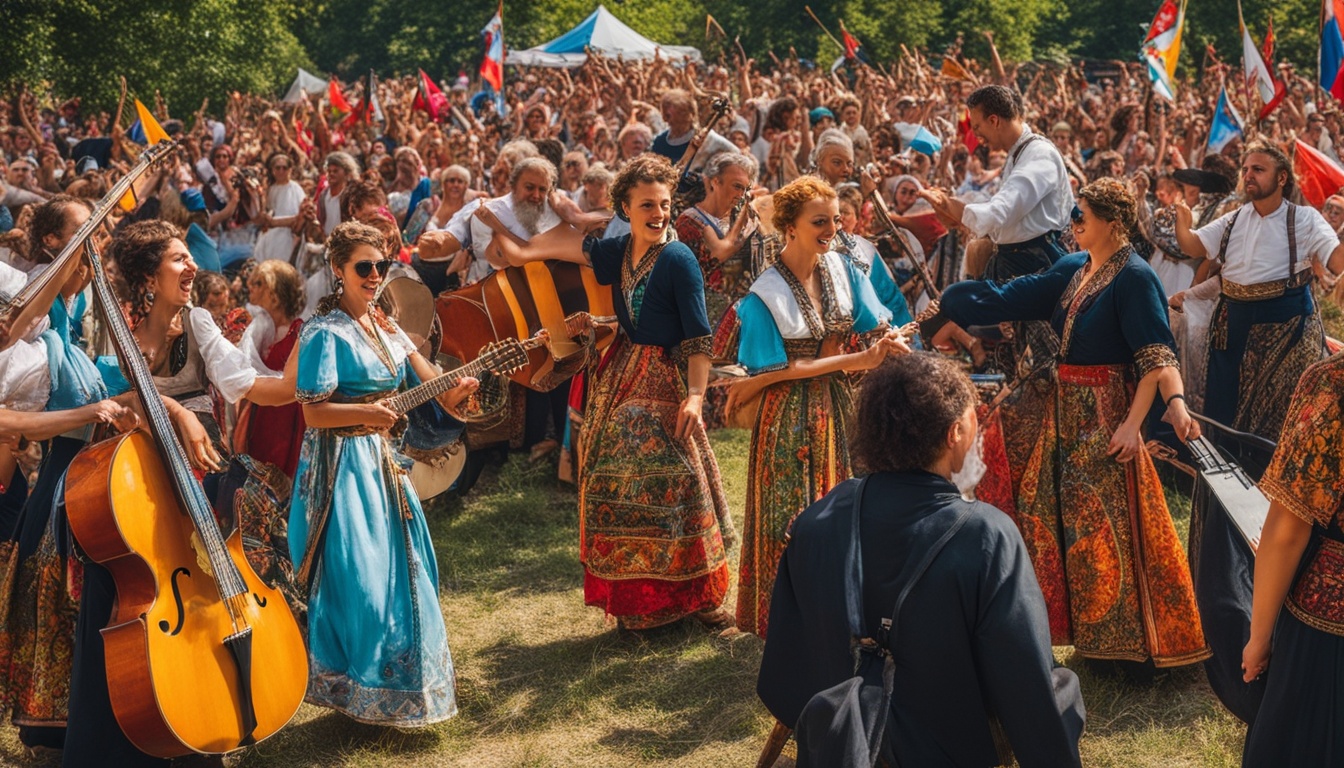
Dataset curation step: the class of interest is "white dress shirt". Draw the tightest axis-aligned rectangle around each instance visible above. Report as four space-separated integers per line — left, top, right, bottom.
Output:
961 127 1073 245
1194 200 1339 285
466 193 560 285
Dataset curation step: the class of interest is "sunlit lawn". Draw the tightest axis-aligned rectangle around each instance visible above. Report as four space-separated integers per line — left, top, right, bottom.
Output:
0 429 1245 766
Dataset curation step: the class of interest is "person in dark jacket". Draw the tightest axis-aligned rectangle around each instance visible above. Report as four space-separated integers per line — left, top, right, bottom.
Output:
758 352 1085 767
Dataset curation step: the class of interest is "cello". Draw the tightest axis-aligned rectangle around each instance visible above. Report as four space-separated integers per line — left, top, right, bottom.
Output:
65 165 307 755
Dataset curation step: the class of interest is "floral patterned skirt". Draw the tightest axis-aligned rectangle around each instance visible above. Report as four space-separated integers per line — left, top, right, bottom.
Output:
981 364 1209 666
736 374 853 638
579 336 732 630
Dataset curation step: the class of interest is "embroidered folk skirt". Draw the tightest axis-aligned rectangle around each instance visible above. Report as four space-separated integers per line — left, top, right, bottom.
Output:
736 373 853 638
982 364 1208 665
579 336 731 630
1205 286 1325 439
0 437 85 733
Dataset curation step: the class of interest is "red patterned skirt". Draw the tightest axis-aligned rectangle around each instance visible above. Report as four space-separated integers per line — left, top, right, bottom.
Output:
979 363 1208 666
578 336 732 630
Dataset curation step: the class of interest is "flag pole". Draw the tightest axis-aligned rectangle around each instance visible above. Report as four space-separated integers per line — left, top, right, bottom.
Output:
803 6 847 54
1320 0 1328 109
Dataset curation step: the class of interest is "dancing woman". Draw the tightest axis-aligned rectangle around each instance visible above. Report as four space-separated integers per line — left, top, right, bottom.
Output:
716 176 905 637
940 178 1208 668
480 155 736 631
289 221 477 725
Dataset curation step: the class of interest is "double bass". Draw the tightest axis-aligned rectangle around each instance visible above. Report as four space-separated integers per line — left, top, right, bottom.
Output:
65 144 307 756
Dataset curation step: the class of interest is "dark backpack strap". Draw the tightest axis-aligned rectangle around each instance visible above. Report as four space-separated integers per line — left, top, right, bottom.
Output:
876 505 975 649
1010 133 1044 167
1216 209 1241 264
844 477 870 639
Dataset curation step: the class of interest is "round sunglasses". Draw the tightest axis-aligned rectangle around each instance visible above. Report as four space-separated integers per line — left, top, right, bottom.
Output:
353 259 391 279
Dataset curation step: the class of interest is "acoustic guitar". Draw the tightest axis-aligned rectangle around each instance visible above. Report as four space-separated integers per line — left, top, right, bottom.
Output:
66 148 307 757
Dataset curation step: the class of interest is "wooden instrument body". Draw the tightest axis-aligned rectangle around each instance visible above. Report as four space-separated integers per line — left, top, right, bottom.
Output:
66 430 307 757
436 261 614 391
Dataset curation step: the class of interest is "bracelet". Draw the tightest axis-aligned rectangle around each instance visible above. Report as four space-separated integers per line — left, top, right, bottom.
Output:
1165 393 1186 407
687 386 705 397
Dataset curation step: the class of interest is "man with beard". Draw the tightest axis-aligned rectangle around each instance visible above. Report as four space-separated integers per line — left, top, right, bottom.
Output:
1173 138 1344 439
468 156 562 284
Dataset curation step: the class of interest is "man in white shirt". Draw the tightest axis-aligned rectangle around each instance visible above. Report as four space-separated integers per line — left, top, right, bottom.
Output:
919 85 1073 282
466 157 562 285
1173 138 1344 438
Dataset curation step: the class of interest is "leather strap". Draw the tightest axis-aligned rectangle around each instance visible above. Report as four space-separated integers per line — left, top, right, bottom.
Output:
492 268 531 342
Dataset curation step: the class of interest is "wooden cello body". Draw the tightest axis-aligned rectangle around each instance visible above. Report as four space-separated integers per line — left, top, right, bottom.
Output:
65 432 307 756
63 200 307 757
436 260 615 392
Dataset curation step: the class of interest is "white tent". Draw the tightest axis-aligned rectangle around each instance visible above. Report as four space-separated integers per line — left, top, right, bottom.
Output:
507 5 702 68
282 68 327 103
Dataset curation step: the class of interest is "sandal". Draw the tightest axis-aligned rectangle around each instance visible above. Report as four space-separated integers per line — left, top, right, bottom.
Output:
693 607 736 631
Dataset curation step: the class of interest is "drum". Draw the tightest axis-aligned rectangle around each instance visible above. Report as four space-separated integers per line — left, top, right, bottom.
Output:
408 445 467 501
377 263 441 358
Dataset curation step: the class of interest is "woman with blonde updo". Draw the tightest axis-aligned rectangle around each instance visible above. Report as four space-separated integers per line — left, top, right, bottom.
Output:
717 176 908 637
941 178 1209 670
288 221 477 726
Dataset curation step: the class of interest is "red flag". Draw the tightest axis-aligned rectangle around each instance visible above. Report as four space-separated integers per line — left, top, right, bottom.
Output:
958 107 980 153
413 69 448 121
839 20 868 64
1293 139 1344 207
1257 18 1286 121
481 5 505 93
1260 15 1275 62
328 78 353 122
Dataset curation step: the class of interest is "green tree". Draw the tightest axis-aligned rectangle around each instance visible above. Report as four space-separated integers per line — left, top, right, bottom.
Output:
3 0 310 114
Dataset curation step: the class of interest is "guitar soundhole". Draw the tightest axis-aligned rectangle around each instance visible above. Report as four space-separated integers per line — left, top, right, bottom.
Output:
253 593 267 608
159 567 191 636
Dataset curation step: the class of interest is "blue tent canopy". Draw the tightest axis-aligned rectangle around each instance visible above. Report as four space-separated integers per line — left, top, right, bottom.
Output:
508 5 701 68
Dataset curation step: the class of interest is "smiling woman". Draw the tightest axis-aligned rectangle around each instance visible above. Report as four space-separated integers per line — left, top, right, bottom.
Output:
476 155 737 632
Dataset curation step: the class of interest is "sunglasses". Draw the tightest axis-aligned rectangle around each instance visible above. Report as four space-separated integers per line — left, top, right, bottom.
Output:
353 260 391 279
1070 205 1084 224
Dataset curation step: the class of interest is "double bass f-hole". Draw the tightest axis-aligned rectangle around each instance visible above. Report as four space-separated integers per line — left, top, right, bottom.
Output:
158 567 191 636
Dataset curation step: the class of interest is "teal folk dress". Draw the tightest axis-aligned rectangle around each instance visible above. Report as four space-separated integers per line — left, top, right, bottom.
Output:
288 309 456 726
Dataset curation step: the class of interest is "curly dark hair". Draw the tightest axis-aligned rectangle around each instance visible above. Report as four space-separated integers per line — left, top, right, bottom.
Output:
27 195 92 263
608 154 678 219
851 353 978 474
108 219 184 324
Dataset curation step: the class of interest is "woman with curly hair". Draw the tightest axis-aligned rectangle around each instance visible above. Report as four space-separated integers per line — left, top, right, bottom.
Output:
237 260 307 477
288 221 477 725
67 219 301 767
941 178 1209 670
715 176 907 637
480 154 736 632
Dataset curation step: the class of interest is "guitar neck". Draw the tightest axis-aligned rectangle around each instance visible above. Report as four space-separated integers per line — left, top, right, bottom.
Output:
385 358 488 416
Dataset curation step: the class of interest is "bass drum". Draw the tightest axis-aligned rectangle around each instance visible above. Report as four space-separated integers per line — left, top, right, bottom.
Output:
377 263 441 358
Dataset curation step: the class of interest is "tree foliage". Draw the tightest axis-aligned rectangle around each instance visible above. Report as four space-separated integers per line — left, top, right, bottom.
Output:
3 0 310 113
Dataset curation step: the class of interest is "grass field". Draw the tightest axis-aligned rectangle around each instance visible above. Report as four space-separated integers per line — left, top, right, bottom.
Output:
0 429 1247 767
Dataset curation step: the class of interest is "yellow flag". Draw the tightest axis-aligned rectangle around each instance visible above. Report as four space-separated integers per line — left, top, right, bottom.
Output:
135 99 170 145
941 57 974 82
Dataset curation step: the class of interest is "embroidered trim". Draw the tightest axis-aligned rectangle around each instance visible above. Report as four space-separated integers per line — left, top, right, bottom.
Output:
1058 247 1131 359
1133 343 1179 379
774 256 851 341
620 240 666 329
295 388 333 404
1221 272 1312 301
1287 537 1344 638
679 335 714 359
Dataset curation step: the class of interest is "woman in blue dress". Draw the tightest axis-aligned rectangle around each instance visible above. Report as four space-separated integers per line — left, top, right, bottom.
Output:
478 154 736 631
289 220 478 725
941 178 1208 669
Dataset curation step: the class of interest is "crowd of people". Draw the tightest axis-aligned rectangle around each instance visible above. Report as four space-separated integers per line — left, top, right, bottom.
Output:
1 31 1343 766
